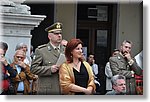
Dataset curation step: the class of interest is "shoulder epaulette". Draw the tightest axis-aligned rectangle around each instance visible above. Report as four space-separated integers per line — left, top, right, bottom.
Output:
38 44 47 49
117 56 121 60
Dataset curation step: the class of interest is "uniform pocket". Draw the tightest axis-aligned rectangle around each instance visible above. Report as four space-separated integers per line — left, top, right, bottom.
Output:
118 61 126 70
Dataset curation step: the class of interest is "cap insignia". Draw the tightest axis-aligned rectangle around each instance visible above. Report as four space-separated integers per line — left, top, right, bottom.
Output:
56 23 61 29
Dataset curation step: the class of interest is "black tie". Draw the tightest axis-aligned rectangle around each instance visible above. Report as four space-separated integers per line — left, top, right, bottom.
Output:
55 47 60 54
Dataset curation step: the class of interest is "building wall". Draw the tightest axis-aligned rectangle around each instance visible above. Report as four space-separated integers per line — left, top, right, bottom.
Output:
55 2 142 56
117 3 143 56
54 3 77 41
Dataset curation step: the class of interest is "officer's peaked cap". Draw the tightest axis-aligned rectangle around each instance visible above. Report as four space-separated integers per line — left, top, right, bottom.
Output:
45 22 62 33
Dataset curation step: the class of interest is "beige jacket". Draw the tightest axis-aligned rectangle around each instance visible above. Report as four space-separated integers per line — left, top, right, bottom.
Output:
59 61 96 95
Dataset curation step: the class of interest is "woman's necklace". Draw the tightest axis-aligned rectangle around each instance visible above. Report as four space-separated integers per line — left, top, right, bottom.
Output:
73 61 80 69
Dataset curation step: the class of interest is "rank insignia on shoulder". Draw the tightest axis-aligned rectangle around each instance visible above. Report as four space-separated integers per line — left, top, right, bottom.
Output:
117 56 121 60
33 55 36 60
38 44 46 49
47 46 51 51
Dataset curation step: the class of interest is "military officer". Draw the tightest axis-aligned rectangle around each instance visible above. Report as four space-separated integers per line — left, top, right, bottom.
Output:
109 40 142 95
31 22 65 95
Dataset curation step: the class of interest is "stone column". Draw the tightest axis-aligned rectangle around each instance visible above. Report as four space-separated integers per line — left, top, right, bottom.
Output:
0 0 46 61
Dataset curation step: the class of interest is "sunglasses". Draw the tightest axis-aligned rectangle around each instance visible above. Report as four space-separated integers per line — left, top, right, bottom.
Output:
16 56 24 59
0 54 5 58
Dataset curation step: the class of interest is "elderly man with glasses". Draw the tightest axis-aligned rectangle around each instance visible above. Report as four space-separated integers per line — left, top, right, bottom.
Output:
10 50 38 95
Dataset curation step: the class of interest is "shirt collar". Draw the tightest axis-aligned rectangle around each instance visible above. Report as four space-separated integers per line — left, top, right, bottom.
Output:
50 42 60 50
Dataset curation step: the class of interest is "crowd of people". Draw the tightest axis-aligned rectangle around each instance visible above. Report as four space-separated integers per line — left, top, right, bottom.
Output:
0 22 143 95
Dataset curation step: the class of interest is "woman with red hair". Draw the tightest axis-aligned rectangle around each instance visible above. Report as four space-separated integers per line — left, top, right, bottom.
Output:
59 38 95 95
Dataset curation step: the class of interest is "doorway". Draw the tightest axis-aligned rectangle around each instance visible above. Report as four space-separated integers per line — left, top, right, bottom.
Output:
77 3 117 94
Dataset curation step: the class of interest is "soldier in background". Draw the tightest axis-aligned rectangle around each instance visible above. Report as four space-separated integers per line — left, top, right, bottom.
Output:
109 40 142 95
31 22 65 94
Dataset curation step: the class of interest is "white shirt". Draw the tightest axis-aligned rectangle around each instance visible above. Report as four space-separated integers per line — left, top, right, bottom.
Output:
16 65 24 91
91 64 98 76
50 42 60 50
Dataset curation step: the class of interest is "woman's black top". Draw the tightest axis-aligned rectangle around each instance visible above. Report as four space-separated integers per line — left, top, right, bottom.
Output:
73 62 89 95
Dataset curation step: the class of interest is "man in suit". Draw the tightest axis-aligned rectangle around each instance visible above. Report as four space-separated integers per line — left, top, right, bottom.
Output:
31 22 65 95
109 40 142 95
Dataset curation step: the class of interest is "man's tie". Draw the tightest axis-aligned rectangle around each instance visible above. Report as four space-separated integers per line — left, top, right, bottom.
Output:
55 47 60 54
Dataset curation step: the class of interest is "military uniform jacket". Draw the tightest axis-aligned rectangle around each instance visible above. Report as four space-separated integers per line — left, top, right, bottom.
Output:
109 53 142 95
31 42 65 95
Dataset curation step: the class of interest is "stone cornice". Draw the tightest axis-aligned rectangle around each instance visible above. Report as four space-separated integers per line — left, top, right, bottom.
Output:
0 13 46 28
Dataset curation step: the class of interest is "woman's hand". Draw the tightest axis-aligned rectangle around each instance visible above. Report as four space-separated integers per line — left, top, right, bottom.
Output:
83 87 93 95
